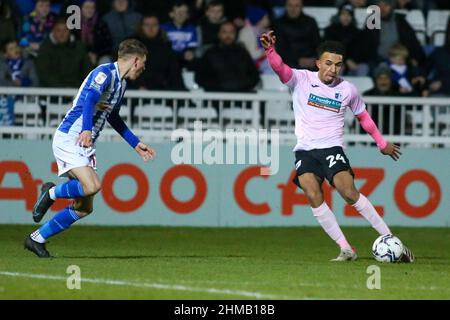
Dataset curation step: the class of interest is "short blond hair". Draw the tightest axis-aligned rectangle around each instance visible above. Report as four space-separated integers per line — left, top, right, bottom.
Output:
118 39 148 59
389 43 409 60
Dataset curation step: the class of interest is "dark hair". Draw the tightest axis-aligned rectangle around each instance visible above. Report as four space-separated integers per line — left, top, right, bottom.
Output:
207 0 224 9
172 0 188 9
138 15 168 41
317 41 346 59
53 17 69 27
141 14 159 25
219 20 235 30
1 39 17 53
118 38 148 58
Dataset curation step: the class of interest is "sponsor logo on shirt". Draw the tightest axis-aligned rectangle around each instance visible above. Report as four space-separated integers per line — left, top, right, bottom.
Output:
90 72 108 92
307 93 342 113
94 72 107 85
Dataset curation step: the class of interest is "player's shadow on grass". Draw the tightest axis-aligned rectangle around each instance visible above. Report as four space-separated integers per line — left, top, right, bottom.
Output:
59 254 249 260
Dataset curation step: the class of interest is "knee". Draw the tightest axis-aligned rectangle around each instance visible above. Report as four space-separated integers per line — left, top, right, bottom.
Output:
341 189 360 204
82 181 101 196
72 203 93 217
73 206 93 218
305 189 324 206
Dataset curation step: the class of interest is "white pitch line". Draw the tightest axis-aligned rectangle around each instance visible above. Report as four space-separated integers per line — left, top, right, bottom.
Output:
2 271 448 298
0 271 295 299
170 278 450 293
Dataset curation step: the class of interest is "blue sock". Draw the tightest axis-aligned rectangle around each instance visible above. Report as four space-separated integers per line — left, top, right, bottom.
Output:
39 206 80 240
54 179 85 199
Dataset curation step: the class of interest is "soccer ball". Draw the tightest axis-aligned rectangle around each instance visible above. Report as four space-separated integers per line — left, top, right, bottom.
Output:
372 234 404 263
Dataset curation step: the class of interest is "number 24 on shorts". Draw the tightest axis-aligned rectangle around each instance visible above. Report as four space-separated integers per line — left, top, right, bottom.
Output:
326 154 346 168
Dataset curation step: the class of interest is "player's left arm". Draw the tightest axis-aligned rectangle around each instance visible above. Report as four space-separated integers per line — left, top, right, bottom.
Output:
107 110 156 162
356 111 401 161
350 87 401 161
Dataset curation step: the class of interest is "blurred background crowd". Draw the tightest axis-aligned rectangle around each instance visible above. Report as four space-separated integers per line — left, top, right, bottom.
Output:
2 0 450 97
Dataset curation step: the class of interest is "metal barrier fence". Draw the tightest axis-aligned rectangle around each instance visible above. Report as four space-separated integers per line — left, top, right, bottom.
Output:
1 87 450 147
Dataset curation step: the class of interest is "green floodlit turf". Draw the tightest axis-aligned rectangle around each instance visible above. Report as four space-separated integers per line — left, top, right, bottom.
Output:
0 225 449 300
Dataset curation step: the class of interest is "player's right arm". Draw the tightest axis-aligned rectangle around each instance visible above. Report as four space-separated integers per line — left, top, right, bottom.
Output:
260 30 294 84
76 67 112 148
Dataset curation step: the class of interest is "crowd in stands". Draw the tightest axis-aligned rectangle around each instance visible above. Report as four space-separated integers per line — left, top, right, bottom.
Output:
2 0 450 97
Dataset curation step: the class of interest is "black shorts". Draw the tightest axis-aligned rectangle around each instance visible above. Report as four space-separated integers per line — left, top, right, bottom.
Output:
293 146 354 188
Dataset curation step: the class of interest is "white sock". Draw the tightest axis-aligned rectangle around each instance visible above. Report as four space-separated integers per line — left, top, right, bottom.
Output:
312 202 351 250
30 230 46 243
353 194 391 236
49 187 56 200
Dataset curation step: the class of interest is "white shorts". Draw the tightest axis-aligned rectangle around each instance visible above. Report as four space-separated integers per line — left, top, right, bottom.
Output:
52 130 97 177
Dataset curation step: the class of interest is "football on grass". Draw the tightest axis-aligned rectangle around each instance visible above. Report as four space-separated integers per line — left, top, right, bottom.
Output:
372 234 404 263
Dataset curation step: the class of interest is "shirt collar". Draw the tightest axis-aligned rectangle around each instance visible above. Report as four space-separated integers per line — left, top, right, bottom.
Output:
114 62 122 81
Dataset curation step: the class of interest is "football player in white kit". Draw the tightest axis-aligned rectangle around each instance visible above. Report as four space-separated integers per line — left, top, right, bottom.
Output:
25 39 155 257
260 31 414 262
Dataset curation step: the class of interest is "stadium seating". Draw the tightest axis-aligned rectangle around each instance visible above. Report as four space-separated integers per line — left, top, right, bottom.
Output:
343 76 374 94
46 103 68 127
14 102 41 127
435 108 450 137
261 73 288 92
118 103 131 123
353 8 426 45
222 106 255 130
182 70 200 91
427 10 450 46
354 7 368 29
303 6 338 36
265 101 294 137
407 107 434 136
272 6 435 44
134 104 174 131
260 74 293 135
404 10 427 45
12 101 43 140
178 106 218 129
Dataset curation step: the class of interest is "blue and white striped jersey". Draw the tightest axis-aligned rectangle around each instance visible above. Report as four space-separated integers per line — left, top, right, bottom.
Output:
57 62 126 142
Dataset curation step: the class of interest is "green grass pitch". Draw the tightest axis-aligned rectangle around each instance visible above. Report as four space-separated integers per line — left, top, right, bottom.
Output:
0 225 449 299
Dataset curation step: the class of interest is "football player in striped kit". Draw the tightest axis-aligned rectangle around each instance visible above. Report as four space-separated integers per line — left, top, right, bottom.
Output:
25 39 155 257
